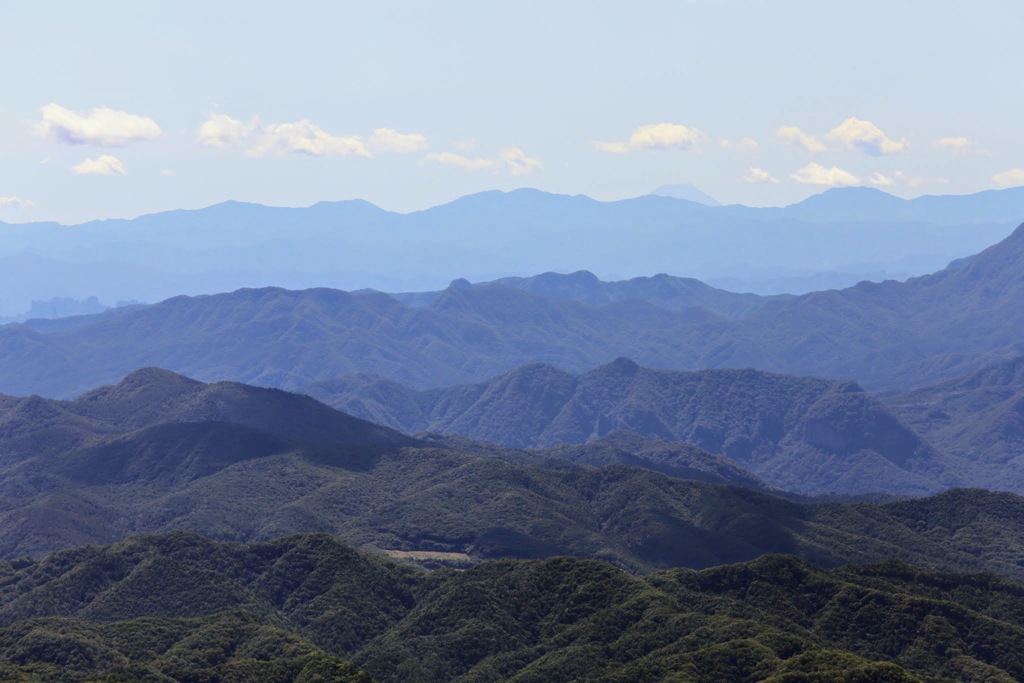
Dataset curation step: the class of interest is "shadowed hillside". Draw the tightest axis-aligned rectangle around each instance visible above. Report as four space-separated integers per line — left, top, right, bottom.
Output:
306 359 955 495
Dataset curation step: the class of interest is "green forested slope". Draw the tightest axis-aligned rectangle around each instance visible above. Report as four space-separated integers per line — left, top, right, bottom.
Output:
0 611 372 682
1 533 1023 682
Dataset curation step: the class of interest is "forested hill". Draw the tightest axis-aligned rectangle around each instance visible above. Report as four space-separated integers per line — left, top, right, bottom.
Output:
1 531 1023 682
306 359 953 495
888 355 1024 490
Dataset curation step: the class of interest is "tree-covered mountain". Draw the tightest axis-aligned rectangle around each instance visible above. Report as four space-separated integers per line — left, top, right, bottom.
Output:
1 531 1024 682
306 359 954 495
3 370 1024 580
2 186 1021 317
0 612 372 682
520 430 775 491
3 220 1024 400
887 355 1024 490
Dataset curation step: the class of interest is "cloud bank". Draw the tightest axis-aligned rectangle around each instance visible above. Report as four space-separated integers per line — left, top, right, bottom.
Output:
501 148 543 176
426 148 542 175
35 104 161 146
744 167 780 184
827 118 907 156
369 128 429 153
790 162 859 186
934 136 969 151
425 152 496 171
593 122 703 153
993 168 1024 188
775 126 826 153
197 114 372 157
933 136 988 156
776 119 907 156
72 155 127 175
0 196 34 208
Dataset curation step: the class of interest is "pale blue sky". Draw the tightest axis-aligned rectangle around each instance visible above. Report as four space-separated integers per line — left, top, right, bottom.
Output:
2 0 1022 223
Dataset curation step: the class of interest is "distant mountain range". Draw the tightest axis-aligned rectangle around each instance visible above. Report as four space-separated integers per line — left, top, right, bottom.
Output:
1 185 1022 315
379 269 788 318
3 532 1024 682
648 182 721 205
4 368 1024 581
3 219 1024 399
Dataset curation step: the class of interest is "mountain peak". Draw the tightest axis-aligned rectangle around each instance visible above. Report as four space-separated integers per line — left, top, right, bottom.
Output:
116 367 200 390
648 184 720 206
563 269 600 283
597 357 641 376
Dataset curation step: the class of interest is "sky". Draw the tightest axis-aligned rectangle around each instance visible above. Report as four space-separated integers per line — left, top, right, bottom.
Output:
1 0 1023 224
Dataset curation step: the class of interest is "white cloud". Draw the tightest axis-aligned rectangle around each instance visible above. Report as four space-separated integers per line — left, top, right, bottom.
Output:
743 167 779 184
628 123 702 150
425 151 497 171
790 162 859 186
827 117 907 156
590 140 629 154
196 113 258 148
196 113 370 157
369 128 428 153
425 148 542 175
71 154 127 176
501 148 543 176
34 103 161 146
0 196 34 208
993 168 1024 188
257 121 369 157
868 170 948 188
160 169 175 177
593 122 703 154
775 125 826 153
721 137 759 152
933 136 989 156
934 136 969 151
867 172 896 187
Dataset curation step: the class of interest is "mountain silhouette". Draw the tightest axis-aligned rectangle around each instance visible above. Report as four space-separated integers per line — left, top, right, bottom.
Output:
2 186 1021 316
